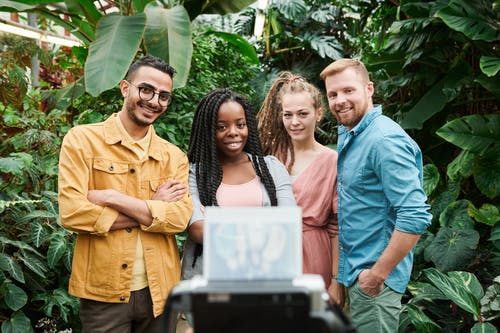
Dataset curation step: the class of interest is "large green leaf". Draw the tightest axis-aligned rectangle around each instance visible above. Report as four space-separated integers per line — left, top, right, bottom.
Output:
54 76 86 111
407 281 448 302
423 164 440 196
1 310 33 333
480 56 500 77
305 33 344 60
436 0 500 42
400 61 471 129
46 233 67 268
184 0 257 19
473 158 500 199
0 0 33 11
144 5 193 89
424 227 479 271
17 251 48 278
476 74 500 100
471 322 498 333
480 277 500 322
469 203 500 226
439 199 474 230
429 180 460 222
436 114 500 156
447 271 484 300
274 0 308 21
405 303 442 333
0 253 25 283
64 0 101 26
4 282 27 311
447 150 476 180
85 13 146 96
424 268 481 317
203 30 259 64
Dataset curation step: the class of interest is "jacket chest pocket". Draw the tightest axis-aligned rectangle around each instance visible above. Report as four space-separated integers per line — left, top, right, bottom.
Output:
92 159 129 192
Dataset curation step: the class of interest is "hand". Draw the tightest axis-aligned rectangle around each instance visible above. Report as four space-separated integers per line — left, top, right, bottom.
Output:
88 189 117 206
358 269 385 297
327 279 345 309
152 179 187 202
326 221 339 238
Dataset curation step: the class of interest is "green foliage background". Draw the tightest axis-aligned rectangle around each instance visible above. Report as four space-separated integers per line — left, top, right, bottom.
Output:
0 0 499 332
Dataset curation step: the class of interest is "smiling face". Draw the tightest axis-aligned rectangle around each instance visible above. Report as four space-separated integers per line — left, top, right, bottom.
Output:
281 92 322 145
324 67 374 131
215 101 248 160
120 65 173 128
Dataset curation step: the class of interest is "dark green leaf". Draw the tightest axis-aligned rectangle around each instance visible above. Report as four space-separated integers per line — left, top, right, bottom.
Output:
480 56 500 77
30 221 47 247
85 14 146 96
4 282 27 311
471 322 497 333
473 158 500 199
405 303 442 333
447 150 476 180
0 253 25 283
0 152 33 176
64 0 102 26
480 277 500 321
54 77 86 111
424 227 479 271
17 252 48 278
47 234 67 268
274 0 308 21
1 310 33 333
424 268 481 317
439 200 475 230
423 164 440 196
307 34 343 60
437 0 500 42
447 271 484 300
203 30 258 65
436 115 500 156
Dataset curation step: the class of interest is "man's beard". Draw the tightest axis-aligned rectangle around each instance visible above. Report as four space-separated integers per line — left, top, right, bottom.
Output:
125 99 162 127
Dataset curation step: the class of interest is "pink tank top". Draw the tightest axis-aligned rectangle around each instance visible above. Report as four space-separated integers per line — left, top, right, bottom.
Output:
216 176 263 207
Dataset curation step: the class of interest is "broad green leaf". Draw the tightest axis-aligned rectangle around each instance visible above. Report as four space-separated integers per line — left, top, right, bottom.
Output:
144 5 193 89
274 0 308 21
480 279 500 321
469 203 500 226
439 200 474 230
1 310 33 333
405 303 442 333
480 56 500 77
476 74 500 99
424 268 481 317
47 234 67 268
400 61 471 129
54 76 86 111
447 271 484 300
436 0 500 42
473 159 500 199
424 227 479 271
0 0 33 11
35 7 94 43
0 152 33 176
85 14 146 96
407 281 447 302
306 34 344 60
423 164 440 196
184 0 257 19
490 223 500 249
17 252 48 278
0 236 38 253
429 180 460 222
447 150 476 180
436 115 500 156
471 322 497 333
20 210 58 223
4 282 27 311
64 0 102 26
30 221 48 247
0 253 25 283
203 30 259 64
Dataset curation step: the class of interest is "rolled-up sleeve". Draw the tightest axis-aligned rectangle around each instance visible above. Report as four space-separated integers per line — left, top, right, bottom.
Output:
58 128 117 236
143 153 193 234
374 135 432 234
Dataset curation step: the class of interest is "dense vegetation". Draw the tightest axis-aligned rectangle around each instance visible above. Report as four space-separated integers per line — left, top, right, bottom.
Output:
0 0 499 332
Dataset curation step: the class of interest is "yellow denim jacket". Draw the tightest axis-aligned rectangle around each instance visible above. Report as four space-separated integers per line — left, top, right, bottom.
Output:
58 114 193 317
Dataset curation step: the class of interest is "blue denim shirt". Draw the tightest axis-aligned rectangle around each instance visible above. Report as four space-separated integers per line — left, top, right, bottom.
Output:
336 105 432 293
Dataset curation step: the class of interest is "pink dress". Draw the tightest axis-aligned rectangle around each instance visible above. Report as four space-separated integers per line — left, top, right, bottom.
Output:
291 148 338 288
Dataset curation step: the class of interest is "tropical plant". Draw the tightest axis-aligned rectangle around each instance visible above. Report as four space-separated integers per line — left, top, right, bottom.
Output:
0 0 258 97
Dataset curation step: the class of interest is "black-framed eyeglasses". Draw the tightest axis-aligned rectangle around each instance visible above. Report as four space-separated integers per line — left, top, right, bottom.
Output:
127 81 172 106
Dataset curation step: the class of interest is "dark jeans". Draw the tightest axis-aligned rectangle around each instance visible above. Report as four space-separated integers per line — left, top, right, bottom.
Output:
79 287 164 333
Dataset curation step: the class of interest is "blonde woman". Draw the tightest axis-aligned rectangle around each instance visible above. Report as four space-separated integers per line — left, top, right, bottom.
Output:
257 72 343 306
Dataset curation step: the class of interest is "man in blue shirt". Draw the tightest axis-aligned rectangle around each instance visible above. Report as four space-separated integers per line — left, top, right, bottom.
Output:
320 59 432 333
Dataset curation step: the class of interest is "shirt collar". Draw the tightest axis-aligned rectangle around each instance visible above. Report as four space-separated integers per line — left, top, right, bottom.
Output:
338 104 382 136
103 113 164 161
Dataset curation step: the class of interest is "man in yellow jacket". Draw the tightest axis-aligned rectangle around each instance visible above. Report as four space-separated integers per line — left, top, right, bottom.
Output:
58 55 193 332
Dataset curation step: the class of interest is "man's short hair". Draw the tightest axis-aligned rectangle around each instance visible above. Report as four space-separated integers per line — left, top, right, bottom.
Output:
125 55 176 81
320 58 370 83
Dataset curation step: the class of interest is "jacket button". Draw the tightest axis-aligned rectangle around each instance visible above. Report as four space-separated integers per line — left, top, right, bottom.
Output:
109 165 114 171
126 227 132 233
122 263 128 269
120 296 125 301
130 168 135 174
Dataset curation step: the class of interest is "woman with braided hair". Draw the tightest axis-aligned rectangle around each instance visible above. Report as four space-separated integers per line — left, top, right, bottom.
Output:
257 72 344 307
181 88 296 281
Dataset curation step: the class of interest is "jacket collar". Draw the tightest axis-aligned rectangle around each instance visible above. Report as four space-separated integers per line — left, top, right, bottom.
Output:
103 114 164 161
